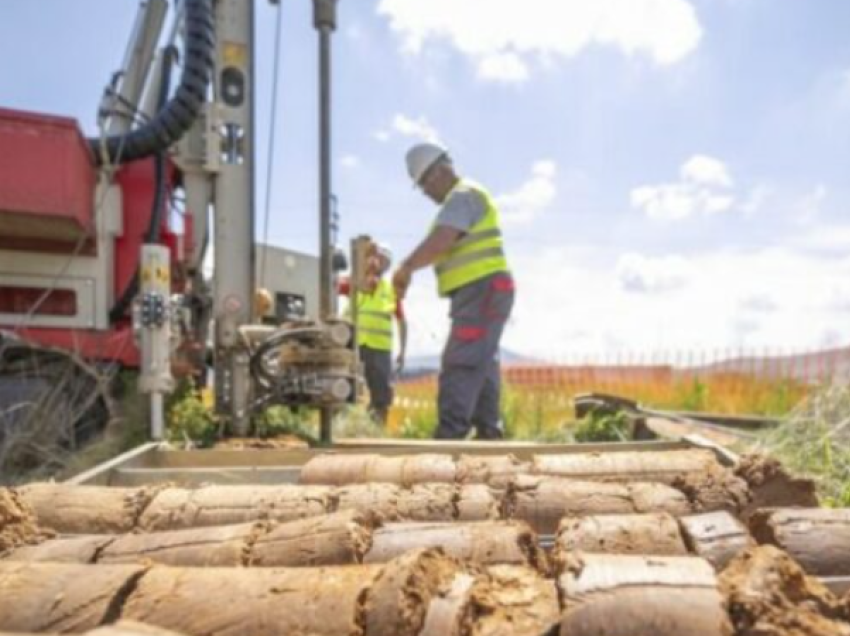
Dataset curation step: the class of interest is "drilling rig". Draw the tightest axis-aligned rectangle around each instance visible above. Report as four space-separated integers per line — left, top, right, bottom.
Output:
0 0 362 473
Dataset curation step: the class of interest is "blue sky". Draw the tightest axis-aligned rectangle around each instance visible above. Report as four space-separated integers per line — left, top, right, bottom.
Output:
2 0 849 358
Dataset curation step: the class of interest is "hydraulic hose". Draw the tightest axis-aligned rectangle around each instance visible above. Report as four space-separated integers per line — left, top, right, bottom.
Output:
89 0 214 165
249 328 325 387
109 47 177 323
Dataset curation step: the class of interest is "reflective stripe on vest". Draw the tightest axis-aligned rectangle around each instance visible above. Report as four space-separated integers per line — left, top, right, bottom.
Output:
355 278 396 351
433 180 510 296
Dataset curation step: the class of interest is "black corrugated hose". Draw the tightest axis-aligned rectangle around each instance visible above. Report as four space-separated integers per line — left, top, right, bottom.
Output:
89 0 214 165
108 45 178 323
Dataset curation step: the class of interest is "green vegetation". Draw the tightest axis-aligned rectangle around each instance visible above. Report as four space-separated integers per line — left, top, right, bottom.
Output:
751 384 850 507
55 371 150 481
393 371 811 442
673 378 709 412
167 385 218 447
573 410 630 443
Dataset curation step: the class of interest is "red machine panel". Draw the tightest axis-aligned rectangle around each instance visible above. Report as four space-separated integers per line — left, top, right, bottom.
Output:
0 108 96 250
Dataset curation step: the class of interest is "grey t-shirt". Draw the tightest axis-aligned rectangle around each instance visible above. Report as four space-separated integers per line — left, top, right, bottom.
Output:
435 188 486 233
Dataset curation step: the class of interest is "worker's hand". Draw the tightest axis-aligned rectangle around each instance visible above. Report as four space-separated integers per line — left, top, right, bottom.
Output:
392 265 413 300
395 353 406 376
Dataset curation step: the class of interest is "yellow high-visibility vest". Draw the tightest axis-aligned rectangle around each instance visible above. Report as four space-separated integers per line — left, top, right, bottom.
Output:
433 180 510 297
355 278 396 351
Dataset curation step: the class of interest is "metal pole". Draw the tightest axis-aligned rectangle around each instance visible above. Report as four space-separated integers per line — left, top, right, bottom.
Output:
213 0 256 436
103 0 168 134
315 0 338 445
151 393 164 440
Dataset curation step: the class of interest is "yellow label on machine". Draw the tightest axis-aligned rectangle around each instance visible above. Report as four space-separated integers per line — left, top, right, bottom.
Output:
223 42 247 68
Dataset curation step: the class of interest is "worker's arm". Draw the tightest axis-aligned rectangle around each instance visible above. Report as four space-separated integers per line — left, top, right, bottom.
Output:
392 225 462 298
396 315 408 373
395 298 408 373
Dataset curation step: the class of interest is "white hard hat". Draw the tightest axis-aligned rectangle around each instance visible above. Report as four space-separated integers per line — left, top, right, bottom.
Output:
406 142 449 185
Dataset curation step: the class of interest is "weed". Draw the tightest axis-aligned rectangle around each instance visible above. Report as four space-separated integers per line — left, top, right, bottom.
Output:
167 388 218 447
333 405 386 439
393 367 811 443
750 383 850 505
573 410 630 443
676 378 709 412
398 410 435 439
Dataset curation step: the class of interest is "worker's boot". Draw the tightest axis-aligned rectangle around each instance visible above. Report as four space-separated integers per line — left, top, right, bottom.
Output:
474 425 504 440
369 406 389 427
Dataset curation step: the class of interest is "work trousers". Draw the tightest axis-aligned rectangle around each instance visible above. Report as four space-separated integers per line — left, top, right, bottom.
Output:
435 272 515 440
360 345 393 426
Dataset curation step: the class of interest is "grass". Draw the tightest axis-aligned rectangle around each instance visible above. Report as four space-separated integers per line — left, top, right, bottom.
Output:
55 371 151 481
391 371 849 505
61 366 848 507
748 383 850 507
391 371 810 441
152 366 814 446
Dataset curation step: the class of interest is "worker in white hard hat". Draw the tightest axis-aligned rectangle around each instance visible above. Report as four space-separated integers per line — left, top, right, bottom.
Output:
392 142 514 439
341 242 408 426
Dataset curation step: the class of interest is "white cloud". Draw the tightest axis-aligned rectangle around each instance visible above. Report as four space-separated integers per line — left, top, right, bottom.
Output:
401 245 850 358
631 154 737 221
495 160 557 225
477 52 530 84
377 0 702 83
493 247 850 358
680 155 733 188
739 293 779 313
340 154 361 169
616 253 692 293
374 113 442 144
795 224 850 254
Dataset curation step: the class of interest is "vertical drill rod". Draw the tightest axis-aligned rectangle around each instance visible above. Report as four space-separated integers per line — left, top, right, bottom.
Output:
316 0 338 445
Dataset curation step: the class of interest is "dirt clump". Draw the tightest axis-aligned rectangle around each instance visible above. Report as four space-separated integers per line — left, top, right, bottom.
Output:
0 488 51 554
213 436 308 450
749 508 850 577
463 565 560 636
456 455 530 490
735 454 818 518
673 464 751 513
720 545 850 636
365 548 463 636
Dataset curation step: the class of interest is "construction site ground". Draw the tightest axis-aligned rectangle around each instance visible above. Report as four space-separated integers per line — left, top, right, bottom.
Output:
1 427 850 636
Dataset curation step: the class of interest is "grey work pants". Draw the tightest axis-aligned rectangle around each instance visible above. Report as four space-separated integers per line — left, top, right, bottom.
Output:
435 272 515 440
360 346 393 426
